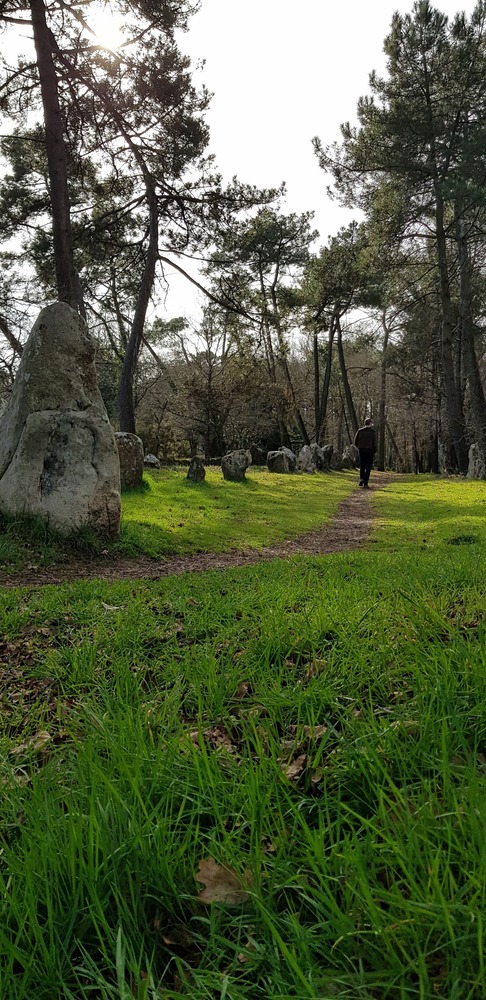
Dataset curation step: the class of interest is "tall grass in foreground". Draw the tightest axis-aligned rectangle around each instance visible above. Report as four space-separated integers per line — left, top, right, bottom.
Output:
1 518 486 997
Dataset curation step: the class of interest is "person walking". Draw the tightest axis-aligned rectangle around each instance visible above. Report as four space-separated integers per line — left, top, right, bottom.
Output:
354 417 376 488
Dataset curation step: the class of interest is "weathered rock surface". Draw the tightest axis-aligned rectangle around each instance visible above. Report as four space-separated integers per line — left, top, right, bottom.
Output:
0 302 121 536
310 443 328 471
116 432 144 488
341 444 360 469
345 443 360 467
221 449 251 481
297 445 315 473
330 451 344 470
187 456 206 482
267 450 290 473
322 444 334 468
279 446 297 472
144 453 161 469
467 442 486 480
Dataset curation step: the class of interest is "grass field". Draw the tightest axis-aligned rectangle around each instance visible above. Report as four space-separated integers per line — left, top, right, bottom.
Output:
1 472 485 999
0 468 356 569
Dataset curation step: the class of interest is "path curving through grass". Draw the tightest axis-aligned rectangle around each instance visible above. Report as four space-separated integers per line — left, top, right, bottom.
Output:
0 475 389 587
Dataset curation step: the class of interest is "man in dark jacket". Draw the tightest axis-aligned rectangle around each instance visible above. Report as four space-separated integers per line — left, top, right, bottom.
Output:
354 417 376 488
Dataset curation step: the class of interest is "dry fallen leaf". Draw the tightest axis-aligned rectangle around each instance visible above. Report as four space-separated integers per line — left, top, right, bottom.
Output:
196 858 252 905
101 602 123 611
9 731 51 756
203 725 238 754
288 724 328 739
281 753 307 781
233 682 250 699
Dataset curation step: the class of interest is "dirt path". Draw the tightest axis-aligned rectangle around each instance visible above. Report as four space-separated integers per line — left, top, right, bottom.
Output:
0 474 391 588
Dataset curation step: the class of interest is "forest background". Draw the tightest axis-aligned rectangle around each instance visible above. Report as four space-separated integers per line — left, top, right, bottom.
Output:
0 0 485 478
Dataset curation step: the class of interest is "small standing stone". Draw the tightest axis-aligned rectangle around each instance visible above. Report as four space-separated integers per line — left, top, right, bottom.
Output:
322 444 334 468
116 432 144 488
297 445 316 473
221 449 252 481
467 443 486 480
343 444 359 468
279 446 297 472
310 443 328 471
267 450 290 473
187 456 206 482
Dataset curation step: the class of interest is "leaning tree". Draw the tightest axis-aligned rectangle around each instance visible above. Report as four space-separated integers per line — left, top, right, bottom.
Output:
0 0 277 430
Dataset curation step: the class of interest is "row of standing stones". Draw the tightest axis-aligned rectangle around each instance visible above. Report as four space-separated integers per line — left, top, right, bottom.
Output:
197 443 359 483
116 441 360 488
0 303 484 540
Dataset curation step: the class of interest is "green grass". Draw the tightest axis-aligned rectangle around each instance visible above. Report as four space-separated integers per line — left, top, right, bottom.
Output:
120 468 355 556
371 475 486 549
0 468 356 570
1 474 486 998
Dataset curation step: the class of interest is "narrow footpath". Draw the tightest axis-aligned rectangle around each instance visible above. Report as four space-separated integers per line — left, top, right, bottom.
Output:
0 474 390 589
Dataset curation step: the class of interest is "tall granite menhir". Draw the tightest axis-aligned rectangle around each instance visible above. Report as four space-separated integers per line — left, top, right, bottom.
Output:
0 303 121 536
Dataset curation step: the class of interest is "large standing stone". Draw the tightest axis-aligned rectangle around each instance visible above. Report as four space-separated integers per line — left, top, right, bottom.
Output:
115 432 144 488
347 443 360 466
330 451 344 470
187 456 206 482
0 302 121 536
221 449 251 481
267 450 290 473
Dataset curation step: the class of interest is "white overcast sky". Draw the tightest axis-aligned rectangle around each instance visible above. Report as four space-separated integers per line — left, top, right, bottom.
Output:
165 0 475 320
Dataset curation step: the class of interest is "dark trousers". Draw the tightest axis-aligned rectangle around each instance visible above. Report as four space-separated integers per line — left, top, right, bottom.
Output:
359 448 374 485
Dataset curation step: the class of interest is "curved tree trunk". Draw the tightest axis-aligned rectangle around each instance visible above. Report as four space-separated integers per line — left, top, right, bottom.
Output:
270 286 309 446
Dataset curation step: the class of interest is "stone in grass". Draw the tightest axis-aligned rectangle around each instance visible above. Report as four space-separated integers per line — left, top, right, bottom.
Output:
322 444 334 468
221 449 252 482
297 445 316 473
341 445 359 470
267 450 290 473
115 432 144 488
279 446 297 472
0 302 121 537
310 443 328 471
144 453 161 469
187 456 206 482
467 442 486 480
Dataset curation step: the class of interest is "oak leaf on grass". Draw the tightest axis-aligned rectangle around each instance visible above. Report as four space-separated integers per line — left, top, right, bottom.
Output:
196 858 252 905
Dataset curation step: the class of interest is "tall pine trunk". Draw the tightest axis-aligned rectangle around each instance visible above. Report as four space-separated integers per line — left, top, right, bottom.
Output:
30 0 84 314
336 317 358 434
117 181 159 432
455 206 486 476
